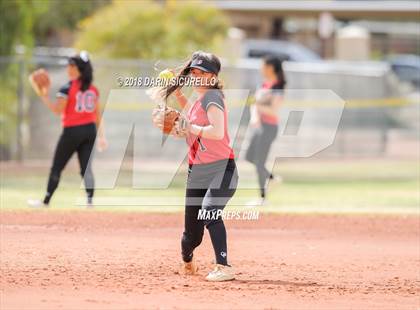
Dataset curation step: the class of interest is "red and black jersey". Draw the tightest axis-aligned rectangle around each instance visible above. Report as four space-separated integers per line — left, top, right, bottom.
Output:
186 90 235 165
57 80 99 128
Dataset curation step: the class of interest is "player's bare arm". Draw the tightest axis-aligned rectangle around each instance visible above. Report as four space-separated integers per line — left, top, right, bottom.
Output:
189 105 225 140
95 101 108 151
255 102 275 116
174 88 188 108
255 93 281 116
40 93 67 115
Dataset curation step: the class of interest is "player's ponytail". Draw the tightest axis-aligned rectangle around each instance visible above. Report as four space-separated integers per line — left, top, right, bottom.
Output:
79 62 93 92
162 57 194 100
162 51 223 99
69 51 93 92
264 55 286 89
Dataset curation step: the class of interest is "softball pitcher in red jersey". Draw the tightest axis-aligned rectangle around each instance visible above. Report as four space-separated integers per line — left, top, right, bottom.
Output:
27 51 107 208
152 51 238 281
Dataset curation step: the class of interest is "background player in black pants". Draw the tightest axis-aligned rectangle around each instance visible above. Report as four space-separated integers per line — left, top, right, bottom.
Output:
152 51 238 281
246 56 285 205
28 51 107 208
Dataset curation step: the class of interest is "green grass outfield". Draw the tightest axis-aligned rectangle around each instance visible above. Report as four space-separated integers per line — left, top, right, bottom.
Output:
1 159 419 215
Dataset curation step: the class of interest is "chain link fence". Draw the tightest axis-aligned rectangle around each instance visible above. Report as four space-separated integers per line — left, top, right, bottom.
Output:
0 54 418 162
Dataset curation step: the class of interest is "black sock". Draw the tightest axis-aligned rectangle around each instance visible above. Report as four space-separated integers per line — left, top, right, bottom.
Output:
183 253 193 263
207 221 228 266
43 193 51 205
44 173 60 205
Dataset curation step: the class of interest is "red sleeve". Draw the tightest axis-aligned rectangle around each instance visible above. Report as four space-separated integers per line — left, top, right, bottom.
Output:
91 85 99 99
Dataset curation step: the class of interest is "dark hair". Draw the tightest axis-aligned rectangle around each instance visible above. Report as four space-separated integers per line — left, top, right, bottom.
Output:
69 52 93 92
162 51 223 99
264 55 286 89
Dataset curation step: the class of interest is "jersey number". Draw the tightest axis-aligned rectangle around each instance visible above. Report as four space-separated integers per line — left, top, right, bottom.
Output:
75 90 96 113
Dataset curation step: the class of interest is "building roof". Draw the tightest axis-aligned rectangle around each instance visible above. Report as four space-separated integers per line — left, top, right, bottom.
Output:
213 1 420 19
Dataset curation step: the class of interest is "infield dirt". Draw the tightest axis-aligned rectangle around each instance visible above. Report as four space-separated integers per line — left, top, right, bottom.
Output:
1 211 419 309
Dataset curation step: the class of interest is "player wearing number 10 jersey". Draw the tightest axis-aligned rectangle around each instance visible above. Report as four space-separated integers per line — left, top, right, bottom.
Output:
27 51 107 208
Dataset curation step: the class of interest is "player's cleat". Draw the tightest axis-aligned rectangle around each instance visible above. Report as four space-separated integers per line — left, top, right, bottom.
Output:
245 198 266 208
180 258 198 275
86 202 94 209
86 197 94 209
27 199 49 208
269 174 283 183
205 264 235 282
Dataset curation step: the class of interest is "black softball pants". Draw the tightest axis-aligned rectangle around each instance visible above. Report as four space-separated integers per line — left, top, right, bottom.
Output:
181 159 238 266
43 123 96 205
245 122 278 198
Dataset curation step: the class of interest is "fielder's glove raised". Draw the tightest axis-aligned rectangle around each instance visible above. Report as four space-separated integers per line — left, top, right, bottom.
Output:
152 106 188 136
29 69 51 97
